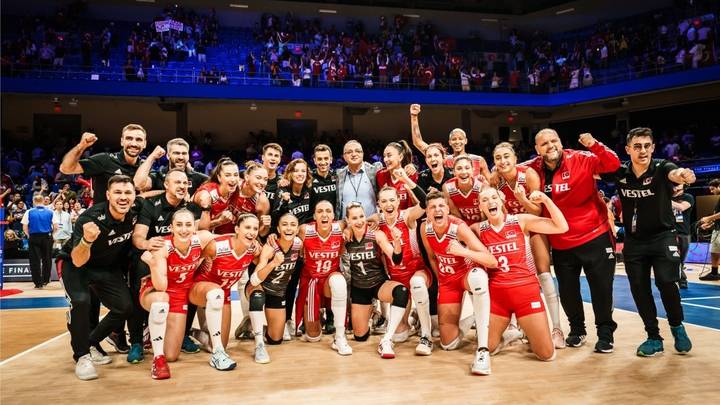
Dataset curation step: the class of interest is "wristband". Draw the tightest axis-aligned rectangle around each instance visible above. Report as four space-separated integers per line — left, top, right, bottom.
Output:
250 272 262 287
80 237 93 247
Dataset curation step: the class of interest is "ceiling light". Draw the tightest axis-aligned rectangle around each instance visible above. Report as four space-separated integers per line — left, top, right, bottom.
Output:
403 14 420 18
229 4 248 8
319 9 337 14
555 8 575 15
481 18 499 22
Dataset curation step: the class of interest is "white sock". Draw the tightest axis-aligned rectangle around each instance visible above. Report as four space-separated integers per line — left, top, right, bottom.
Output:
410 275 432 338
205 289 225 352
459 315 475 336
538 272 561 330
509 313 518 329
468 268 490 349
384 305 406 341
328 275 347 338
149 302 169 357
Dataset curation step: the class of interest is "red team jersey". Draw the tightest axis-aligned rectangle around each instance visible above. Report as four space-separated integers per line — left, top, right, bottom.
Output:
378 209 428 286
424 217 474 286
376 168 419 211
444 153 485 177
194 234 257 303
497 166 530 214
475 215 537 287
194 181 258 234
445 177 484 225
302 221 344 278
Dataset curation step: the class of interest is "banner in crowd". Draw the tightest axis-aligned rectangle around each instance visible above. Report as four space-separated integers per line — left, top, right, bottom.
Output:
154 19 184 33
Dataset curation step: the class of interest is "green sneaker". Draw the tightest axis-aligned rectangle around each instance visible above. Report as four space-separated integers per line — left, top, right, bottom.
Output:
670 325 692 354
636 339 664 357
126 343 144 364
181 335 201 354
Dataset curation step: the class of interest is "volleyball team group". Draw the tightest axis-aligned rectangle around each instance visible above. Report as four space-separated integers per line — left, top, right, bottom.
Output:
56 103 699 381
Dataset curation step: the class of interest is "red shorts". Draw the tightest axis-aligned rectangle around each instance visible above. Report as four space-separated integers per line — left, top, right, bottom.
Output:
391 267 431 289
490 282 545 319
139 277 192 314
438 274 467 305
295 275 330 327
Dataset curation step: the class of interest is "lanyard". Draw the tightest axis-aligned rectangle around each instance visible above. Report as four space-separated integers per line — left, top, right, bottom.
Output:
347 170 365 201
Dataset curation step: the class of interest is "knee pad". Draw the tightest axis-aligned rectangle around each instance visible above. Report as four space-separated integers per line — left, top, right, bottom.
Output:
354 331 370 342
410 276 429 304
205 289 224 311
391 285 409 308
328 274 347 299
265 332 283 345
149 302 169 324
440 332 463 351
249 290 266 312
467 268 488 296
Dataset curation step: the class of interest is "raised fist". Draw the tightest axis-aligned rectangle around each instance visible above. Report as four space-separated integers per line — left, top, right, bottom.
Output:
82 221 101 242
80 132 98 148
410 104 421 116
149 145 166 160
578 133 596 148
528 191 547 204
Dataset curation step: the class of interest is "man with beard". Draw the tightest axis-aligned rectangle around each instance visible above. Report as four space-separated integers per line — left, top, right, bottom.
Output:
525 129 620 353
261 143 283 209
126 169 206 363
58 175 140 380
60 125 148 354
310 144 337 213
133 138 208 196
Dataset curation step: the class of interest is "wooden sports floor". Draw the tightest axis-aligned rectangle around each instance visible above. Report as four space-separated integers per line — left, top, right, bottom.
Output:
1 263 718 404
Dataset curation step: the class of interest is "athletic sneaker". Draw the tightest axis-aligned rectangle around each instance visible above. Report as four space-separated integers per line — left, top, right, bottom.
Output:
234 316 253 340
191 328 212 353
75 354 98 381
181 335 201 353
323 321 336 335
283 320 293 341
378 338 395 359
415 336 433 356
331 335 353 356
392 328 411 343
502 325 524 346
143 326 151 351
471 349 491 376
636 339 664 357
594 339 614 353
127 343 144 364
253 343 271 364
670 325 692 354
151 355 171 380
210 348 238 370
565 334 587 348
371 312 387 335
678 279 688 289
699 272 720 281
105 331 130 353
89 345 112 365
551 328 566 349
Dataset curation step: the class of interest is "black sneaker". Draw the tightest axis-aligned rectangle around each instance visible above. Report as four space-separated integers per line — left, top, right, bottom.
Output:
594 339 614 353
678 279 688 289
323 321 336 335
699 272 720 281
565 334 587 348
104 331 130 354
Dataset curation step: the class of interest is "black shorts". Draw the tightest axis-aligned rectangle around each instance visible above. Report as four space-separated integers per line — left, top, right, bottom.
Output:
351 283 383 305
265 293 287 309
624 231 681 284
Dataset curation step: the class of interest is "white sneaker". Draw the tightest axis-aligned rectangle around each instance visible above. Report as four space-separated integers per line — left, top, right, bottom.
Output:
378 338 395 359
415 336 433 356
234 316 252 340
471 349 491 375
89 345 112 365
191 328 213 353
331 335 353 356
210 348 237 370
75 354 98 380
502 325 524 346
283 320 293 341
392 328 410 343
253 343 271 364
552 328 566 349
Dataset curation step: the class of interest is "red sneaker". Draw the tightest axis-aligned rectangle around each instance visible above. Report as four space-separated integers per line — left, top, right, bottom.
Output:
151 355 171 380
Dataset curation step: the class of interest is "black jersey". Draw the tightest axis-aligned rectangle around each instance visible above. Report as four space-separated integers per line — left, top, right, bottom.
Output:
137 194 203 238
62 199 142 268
150 167 208 196
310 169 338 212
264 175 279 207
79 150 143 204
262 237 302 297
345 230 388 288
672 192 694 236
613 159 678 239
273 186 313 225
417 167 453 193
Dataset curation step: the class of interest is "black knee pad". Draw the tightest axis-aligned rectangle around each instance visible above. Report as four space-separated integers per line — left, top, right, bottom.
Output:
265 332 283 345
354 331 370 342
391 285 409 308
249 290 265 312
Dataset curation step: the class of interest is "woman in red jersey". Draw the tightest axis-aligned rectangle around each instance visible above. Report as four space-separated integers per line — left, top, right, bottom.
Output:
442 155 486 225
193 158 241 234
471 186 568 361
420 191 497 375
487 142 565 348
139 209 222 380
375 140 419 211
235 161 272 236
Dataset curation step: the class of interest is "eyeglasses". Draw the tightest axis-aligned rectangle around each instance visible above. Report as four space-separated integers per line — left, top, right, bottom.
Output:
344 149 363 155
631 143 653 151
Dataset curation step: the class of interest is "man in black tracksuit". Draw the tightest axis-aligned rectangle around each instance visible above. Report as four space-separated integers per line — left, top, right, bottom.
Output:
611 127 695 357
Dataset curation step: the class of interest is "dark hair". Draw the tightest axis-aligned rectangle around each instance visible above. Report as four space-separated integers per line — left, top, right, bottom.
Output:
453 154 472 169
314 200 334 211
709 178 720 188
207 158 238 185
262 143 283 155
235 212 258 227
385 140 413 167
283 159 313 188
424 142 446 158
425 190 445 204
313 144 332 157
171 208 195 222
378 185 398 199
107 174 134 189
627 127 654 144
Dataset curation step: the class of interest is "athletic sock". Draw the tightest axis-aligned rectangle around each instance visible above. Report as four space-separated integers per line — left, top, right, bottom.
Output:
538 272 561 330
410 275 432 337
149 302 169 357
468 268 490 349
205 289 225 351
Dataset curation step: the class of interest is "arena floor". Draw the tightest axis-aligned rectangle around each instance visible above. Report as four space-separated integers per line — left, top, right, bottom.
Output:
1 263 718 404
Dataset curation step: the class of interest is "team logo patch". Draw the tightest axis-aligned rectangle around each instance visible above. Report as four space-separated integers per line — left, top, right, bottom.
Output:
505 230 517 239
619 178 627 184
331 241 341 249
365 242 374 250
561 171 570 180
530 301 541 309
291 254 298 261
643 177 652 185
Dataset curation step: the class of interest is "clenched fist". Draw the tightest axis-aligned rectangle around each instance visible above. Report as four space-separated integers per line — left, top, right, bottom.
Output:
82 221 101 242
149 145 166 160
528 191 548 205
410 104 421 116
80 132 98 148
578 133 596 148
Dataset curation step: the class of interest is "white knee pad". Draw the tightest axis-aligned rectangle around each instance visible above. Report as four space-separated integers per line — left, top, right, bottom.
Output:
467 268 488 295
303 333 322 343
206 288 224 311
328 274 347 300
440 332 464 351
410 275 429 304
150 302 169 324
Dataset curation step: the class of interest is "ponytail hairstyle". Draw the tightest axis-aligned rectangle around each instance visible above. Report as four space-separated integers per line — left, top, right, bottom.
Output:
243 160 265 178
493 142 516 156
385 139 413 168
453 154 472 169
206 158 238 185
235 212 259 227
424 142 447 159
